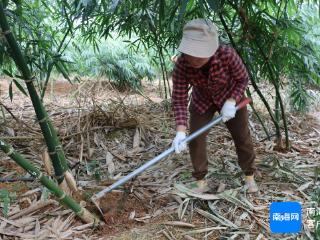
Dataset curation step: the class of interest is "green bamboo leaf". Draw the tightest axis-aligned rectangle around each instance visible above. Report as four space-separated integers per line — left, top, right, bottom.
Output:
292 92 301 106
0 189 10 217
178 0 189 20
1 0 8 8
9 81 13 102
159 0 165 25
54 61 71 83
186 0 194 11
198 0 207 12
3 69 13 77
0 44 4 64
310 72 320 85
13 79 28 96
290 89 299 98
206 0 221 12
110 0 120 12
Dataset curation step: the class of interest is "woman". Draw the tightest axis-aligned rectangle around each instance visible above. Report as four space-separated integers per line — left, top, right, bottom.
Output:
171 19 258 193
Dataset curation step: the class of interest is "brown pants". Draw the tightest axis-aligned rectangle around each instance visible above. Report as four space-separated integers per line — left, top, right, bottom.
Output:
189 103 256 180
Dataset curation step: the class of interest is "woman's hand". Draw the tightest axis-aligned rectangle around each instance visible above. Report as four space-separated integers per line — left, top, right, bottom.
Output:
221 98 236 122
172 129 187 154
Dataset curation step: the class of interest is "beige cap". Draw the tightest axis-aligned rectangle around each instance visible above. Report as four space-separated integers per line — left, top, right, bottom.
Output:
178 19 219 58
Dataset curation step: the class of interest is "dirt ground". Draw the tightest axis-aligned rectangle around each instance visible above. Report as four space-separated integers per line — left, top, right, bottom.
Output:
0 77 179 239
0 77 319 239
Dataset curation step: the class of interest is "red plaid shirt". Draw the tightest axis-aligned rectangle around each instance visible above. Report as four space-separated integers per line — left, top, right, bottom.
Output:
172 45 249 127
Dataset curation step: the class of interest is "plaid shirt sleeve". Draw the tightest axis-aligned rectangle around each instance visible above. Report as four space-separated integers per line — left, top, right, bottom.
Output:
172 57 189 127
228 48 249 102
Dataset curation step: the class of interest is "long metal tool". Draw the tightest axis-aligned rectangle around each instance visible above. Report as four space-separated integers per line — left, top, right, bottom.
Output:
91 98 251 203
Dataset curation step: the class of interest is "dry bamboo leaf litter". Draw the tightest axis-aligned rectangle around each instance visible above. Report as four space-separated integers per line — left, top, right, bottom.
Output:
0 80 319 239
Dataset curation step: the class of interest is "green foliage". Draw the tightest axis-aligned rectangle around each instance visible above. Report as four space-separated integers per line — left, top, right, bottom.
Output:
8 79 28 101
82 191 94 202
0 189 10 217
67 0 320 102
86 160 102 181
290 80 312 112
1 0 320 140
0 0 79 98
311 188 320 238
64 38 156 90
0 188 16 217
214 1 320 112
286 4 320 111
312 187 320 206
1 0 319 101
179 170 192 181
40 187 50 201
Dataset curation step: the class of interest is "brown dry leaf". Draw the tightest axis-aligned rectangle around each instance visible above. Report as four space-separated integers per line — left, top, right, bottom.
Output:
13 216 36 226
41 150 53 176
106 151 115 176
184 235 197 240
1 80 319 239
217 182 226 193
117 118 139 128
0 229 35 239
133 127 141 149
0 217 22 228
34 218 40 236
108 149 126 161
297 181 313 191
291 144 311 154
162 221 196 228
174 183 220 200
5 127 15 136
9 200 56 220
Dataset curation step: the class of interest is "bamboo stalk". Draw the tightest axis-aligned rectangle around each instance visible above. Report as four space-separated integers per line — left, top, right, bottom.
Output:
219 13 277 139
275 94 281 138
0 105 6 123
40 63 54 100
158 48 168 100
246 89 271 140
224 3 290 148
41 26 72 100
158 45 171 98
252 40 290 149
0 139 100 224
0 3 76 187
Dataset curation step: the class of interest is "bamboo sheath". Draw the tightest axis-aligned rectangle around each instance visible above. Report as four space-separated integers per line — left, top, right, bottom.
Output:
0 2 67 183
0 140 99 224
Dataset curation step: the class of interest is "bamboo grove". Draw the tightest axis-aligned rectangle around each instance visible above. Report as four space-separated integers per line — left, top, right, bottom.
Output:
0 2 99 224
0 0 319 223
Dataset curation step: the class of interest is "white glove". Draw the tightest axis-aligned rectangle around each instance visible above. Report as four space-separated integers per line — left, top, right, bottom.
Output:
221 99 236 122
172 131 187 154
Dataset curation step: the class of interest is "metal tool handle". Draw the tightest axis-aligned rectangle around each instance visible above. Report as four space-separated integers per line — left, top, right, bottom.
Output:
92 98 252 201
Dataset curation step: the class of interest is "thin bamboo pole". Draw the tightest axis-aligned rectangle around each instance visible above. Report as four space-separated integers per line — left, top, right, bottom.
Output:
253 40 290 149
41 26 72 100
0 2 76 188
0 139 100 224
224 3 290 149
219 13 278 140
246 89 271 140
158 46 171 98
